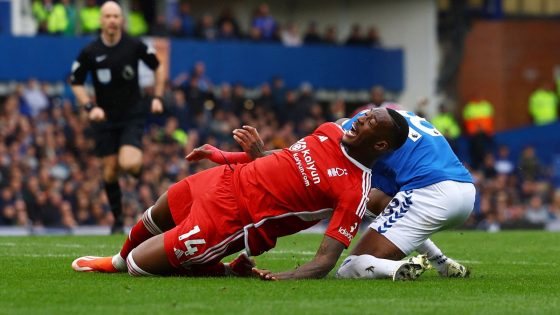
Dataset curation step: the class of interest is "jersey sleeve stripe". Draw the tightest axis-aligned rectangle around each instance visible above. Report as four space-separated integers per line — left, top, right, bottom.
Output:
355 171 372 218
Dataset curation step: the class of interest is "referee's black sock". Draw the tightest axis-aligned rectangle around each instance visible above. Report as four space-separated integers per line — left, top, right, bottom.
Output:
104 181 123 233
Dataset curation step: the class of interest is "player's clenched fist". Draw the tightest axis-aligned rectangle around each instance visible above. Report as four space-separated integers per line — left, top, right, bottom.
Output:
233 125 265 160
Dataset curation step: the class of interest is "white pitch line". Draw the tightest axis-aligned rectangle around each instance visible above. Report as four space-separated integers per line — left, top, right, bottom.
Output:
266 250 316 256
2 253 76 258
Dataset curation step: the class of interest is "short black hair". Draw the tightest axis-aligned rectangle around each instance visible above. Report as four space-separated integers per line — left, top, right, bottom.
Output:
386 108 409 150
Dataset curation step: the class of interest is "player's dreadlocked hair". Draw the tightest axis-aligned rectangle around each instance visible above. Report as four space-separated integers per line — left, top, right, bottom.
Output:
386 108 409 150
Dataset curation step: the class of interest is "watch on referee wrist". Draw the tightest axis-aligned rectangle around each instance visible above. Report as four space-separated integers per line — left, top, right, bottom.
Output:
154 95 164 103
84 102 95 112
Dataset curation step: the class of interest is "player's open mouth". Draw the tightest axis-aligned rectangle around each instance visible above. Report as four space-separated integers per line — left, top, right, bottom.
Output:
346 122 358 137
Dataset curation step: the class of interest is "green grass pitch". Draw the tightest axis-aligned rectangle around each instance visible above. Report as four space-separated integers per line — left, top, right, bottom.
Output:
1 231 559 315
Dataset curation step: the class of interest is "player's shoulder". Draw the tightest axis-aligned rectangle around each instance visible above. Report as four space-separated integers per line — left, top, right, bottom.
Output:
308 122 344 146
313 122 343 137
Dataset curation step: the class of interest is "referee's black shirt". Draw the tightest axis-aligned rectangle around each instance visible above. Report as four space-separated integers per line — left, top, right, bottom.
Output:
70 33 160 120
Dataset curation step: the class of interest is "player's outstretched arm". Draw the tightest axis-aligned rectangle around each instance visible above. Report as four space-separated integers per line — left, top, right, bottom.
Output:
233 125 281 159
185 144 252 164
254 236 345 280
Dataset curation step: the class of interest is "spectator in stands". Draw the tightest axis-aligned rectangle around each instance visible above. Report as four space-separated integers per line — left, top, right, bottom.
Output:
494 145 515 175
171 1 195 37
150 14 170 37
21 79 49 118
127 0 148 37
431 103 461 151
251 3 277 40
303 22 322 44
231 83 248 116
481 152 498 179
61 0 76 36
281 22 302 47
351 85 391 116
217 7 241 38
549 189 560 219
46 0 70 35
218 20 238 40
524 194 553 225
463 96 495 169
518 146 543 181
1 187 18 225
254 83 273 112
247 26 262 42
196 13 218 41
191 61 213 93
79 0 100 35
345 24 367 46
463 96 494 137
169 89 191 131
32 0 50 34
366 26 382 47
528 81 558 126
323 25 338 45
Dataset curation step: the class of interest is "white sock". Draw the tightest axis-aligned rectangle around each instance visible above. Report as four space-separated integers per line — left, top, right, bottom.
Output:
336 254 403 279
416 239 449 274
112 253 127 272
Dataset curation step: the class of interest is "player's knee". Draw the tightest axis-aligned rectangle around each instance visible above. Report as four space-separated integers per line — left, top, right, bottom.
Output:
126 251 155 277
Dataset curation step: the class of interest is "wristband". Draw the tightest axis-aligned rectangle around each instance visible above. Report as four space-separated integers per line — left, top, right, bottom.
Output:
218 151 252 164
84 102 95 112
203 145 252 164
154 96 164 102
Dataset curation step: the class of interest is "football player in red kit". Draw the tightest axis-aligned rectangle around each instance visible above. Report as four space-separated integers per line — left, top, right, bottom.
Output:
72 108 409 280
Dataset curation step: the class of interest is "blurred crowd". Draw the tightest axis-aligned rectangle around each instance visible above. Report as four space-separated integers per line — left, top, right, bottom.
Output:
31 0 382 47
1 68 560 231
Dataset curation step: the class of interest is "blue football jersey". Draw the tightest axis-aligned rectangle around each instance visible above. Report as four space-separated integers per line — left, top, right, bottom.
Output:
342 109 473 196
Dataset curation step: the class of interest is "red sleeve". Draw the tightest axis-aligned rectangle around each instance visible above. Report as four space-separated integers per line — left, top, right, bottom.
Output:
324 187 369 248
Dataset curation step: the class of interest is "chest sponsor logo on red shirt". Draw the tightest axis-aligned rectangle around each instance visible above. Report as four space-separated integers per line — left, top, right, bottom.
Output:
289 138 321 187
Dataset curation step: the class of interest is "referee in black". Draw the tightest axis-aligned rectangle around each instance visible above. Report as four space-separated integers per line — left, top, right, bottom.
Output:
70 1 164 233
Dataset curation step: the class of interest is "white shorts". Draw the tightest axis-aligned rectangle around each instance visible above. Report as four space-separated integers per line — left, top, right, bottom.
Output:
369 180 475 255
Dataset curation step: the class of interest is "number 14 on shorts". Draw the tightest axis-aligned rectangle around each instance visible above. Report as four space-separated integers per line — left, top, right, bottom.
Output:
178 225 206 256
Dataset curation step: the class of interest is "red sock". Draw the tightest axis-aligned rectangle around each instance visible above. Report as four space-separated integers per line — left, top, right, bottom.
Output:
119 219 155 259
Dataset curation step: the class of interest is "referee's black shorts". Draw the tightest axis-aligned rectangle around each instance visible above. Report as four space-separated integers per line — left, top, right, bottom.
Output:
92 118 146 157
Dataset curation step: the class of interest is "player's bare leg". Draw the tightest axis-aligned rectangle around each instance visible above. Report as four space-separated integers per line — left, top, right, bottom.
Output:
127 234 174 276
350 227 405 259
128 234 255 277
72 192 176 273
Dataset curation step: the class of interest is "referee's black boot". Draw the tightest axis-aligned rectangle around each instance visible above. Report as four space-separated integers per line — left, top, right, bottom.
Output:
110 220 125 234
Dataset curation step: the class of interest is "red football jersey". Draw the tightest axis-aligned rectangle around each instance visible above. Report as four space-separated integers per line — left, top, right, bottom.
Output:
233 122 372 255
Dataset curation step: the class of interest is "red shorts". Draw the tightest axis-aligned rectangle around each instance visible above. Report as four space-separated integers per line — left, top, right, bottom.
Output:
163 166 246 269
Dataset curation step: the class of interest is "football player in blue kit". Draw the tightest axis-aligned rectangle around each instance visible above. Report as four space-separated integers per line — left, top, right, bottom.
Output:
335 108 475 280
